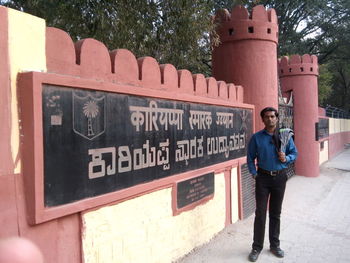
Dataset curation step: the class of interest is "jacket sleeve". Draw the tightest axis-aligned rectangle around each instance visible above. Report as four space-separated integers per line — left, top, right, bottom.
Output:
285 137 298 164
247 135 257 175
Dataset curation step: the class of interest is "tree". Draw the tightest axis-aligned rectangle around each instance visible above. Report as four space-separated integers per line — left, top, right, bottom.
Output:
1 0 228 75
241 0 350 62
2 0 350 110
243 0 350 110
318 64 333 106
324 59 350 111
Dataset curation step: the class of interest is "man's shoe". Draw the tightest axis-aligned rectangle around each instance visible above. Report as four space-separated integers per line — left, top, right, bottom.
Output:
270 247 284 258
248 249 260 262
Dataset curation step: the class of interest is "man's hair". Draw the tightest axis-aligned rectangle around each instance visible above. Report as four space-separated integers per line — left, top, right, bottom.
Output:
260 107 279 119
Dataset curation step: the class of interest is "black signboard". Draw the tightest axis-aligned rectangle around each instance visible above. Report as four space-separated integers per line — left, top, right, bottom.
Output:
43 84 253 206
177 173 214 209
316 118 329 141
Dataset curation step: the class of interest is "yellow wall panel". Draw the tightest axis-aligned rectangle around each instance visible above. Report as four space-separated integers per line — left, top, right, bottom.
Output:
319 140 329 164
82 173 226 263
230 167 239 223
8 8 46 173
329 118 350 134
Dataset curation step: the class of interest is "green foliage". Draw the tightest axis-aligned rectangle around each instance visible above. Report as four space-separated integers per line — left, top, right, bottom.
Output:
1 0 228 75
324 60 350 111
241 0 350 62
244 0 350 112
318 64 333 106
1 0 350 111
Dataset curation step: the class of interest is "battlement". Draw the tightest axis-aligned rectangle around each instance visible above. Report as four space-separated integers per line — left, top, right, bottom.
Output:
46 27 244 103
279 54 319 77
214 5 278 44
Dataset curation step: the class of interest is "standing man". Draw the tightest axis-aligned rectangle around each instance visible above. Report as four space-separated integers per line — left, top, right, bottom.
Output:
247 107 297 262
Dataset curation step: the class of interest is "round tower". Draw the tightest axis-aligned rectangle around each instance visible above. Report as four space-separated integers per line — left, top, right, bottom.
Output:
279 54 319 177
212 5 279 131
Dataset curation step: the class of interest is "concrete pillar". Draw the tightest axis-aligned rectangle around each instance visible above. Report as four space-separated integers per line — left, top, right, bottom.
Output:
212 5 279 131
279 55 319 177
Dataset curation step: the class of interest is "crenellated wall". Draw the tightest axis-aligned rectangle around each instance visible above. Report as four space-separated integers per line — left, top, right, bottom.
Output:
42 28 248 262
1 4 349 263
0 6 250 263
45 27 244 102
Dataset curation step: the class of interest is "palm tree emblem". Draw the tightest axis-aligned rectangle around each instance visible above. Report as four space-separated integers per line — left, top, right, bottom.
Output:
83 100 99 136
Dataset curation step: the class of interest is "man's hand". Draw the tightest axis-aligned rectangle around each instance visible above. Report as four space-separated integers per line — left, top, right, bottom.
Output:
278 151 286 163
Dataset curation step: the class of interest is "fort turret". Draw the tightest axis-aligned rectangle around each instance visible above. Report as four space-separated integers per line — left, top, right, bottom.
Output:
212 5 278 131
279 54 319 177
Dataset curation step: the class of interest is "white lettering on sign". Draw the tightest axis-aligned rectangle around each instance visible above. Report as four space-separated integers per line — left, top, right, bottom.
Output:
175 136 204 165
228 132 246 151
88 139 171 179
188 110 212 130
216 112 234 128
129 101 184 132
206 132 246 159
88 147 116 179
85 98 250 179
88 133 246 178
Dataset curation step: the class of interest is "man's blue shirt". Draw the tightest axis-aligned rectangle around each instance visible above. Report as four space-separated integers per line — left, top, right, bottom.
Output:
247 129 298 175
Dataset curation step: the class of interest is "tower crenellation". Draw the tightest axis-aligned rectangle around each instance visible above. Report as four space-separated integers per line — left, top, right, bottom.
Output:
279 54 319 78
214 5 278 44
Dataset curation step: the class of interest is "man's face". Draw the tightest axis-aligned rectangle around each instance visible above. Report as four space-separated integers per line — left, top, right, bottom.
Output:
262 111 278 129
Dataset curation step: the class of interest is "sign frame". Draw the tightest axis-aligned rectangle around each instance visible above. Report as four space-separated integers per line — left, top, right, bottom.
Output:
19 71 254 224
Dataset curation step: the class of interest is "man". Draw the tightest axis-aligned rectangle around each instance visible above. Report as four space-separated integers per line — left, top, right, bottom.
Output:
247 107 298 262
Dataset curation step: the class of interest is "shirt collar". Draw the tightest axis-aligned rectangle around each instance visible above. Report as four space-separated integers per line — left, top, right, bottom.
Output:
261 128 278 137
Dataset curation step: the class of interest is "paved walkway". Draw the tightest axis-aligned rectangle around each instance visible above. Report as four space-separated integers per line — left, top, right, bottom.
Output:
176 149 350 263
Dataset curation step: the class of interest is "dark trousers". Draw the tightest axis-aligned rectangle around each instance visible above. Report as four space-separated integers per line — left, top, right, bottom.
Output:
252 172 287 251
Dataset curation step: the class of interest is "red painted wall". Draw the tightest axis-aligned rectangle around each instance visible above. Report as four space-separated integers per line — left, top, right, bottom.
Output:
0 18 251 262
329 132 350 158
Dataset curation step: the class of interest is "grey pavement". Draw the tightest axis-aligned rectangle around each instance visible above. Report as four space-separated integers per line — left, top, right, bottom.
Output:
176 148 350 263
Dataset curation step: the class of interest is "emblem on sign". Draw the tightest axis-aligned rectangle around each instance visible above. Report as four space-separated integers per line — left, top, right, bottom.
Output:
72 92 106 140
240 110 248 132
